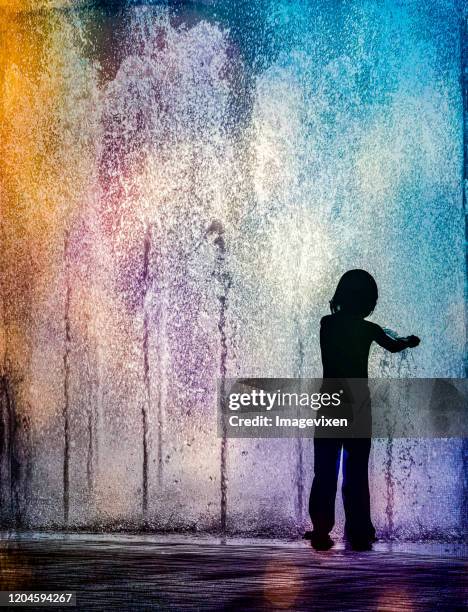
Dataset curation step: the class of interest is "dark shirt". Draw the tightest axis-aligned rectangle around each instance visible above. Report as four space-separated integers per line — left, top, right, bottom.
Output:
320 312 409 378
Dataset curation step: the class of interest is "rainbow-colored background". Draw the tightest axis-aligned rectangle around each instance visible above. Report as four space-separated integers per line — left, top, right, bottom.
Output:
0 1 466 538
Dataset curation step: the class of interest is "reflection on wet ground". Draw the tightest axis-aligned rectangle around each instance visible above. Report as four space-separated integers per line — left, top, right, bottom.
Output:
0 533 466 611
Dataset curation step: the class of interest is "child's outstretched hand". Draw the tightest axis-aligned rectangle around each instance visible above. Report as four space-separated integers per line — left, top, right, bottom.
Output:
406 335 420 348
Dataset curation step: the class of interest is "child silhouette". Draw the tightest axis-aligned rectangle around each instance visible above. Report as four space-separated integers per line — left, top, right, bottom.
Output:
307 269 420 551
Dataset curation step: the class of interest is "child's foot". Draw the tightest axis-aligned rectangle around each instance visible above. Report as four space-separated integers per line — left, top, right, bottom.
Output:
344 528 377 545
347 537 373 551
304 531 334 551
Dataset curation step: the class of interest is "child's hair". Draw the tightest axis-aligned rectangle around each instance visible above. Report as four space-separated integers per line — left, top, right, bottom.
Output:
330 269 378 318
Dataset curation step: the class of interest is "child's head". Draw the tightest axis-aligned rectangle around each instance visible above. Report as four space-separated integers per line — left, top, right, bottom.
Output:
330 269 378 317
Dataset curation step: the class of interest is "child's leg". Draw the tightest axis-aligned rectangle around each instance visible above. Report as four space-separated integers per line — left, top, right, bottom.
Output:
341 438 375 541
309 438 342 536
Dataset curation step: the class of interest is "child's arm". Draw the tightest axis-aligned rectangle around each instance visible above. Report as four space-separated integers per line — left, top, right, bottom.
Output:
373 326 420 353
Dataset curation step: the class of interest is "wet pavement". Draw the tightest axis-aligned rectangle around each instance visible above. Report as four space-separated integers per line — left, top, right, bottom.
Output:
0 533 466 611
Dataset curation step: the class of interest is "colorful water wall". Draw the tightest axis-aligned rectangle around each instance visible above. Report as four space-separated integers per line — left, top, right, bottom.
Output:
0 1 466 538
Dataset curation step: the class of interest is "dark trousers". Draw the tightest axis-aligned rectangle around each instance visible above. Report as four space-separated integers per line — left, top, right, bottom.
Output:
309 438 375 540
